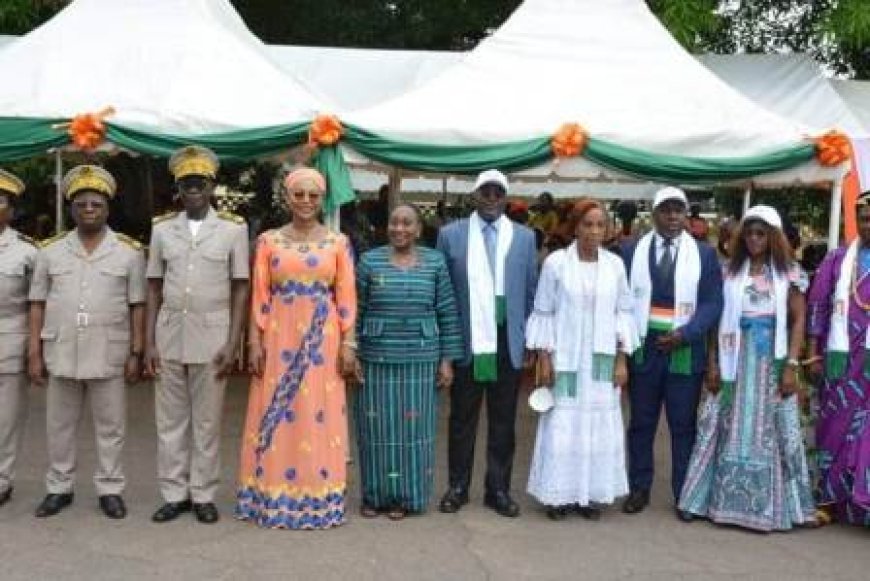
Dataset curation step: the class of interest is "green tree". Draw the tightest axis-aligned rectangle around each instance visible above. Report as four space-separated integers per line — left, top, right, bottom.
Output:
0 0 67 35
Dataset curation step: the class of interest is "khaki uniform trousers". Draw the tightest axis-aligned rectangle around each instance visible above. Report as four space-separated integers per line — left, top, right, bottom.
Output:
156 361 227 503
0 373 28 493
45 376 126 495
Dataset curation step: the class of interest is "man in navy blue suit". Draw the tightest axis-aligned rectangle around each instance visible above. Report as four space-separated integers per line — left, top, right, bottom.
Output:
620 187 722 521
436 169 538 518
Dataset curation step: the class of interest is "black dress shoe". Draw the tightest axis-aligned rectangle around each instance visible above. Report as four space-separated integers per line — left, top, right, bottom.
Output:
676 509 694 523
546 505 569 521
35 493 74 518
0 487 12 507
575 504 602 521
193 502 220 524
622 490 650 514
152 500 193 523
484 491 520 518
438 487 469 514
99 495 127 519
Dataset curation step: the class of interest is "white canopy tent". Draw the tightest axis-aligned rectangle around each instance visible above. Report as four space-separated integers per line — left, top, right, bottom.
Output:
0 0 330 133
346 0 839 186
831 79 870 195
701 54 870 195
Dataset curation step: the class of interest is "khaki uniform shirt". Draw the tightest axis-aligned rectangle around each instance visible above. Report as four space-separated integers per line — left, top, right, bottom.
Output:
29 229 146 380
146 209 249 364
0 227 37 373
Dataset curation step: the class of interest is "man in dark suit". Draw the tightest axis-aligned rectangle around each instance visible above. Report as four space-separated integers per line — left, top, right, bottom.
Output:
620 187 723 522
436 169 538 517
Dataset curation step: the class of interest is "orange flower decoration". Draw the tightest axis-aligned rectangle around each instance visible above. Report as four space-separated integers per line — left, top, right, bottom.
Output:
815 130 851 167
67 107 115 151
551 123 588 158
308 114 343 147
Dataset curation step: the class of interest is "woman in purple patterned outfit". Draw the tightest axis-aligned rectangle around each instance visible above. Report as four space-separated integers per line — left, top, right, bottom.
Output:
806 192 870 527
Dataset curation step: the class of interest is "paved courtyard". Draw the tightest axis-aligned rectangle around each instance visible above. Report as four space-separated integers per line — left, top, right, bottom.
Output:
0 378 866 580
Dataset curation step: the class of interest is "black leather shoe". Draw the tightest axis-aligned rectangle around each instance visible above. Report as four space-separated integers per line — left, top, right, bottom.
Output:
676 509 694 523
0 487 12 507
575 504 602 521
546 505 569 521
193 502 219 524
152 500 193 523
622 490 650 514
484 491 520 518
35 493 74 518
438 486 469 514
99 495 127 519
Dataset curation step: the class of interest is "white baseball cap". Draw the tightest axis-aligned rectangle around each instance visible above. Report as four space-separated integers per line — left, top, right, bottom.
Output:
473 169 509 193
652 186 688 210
742 204 783 229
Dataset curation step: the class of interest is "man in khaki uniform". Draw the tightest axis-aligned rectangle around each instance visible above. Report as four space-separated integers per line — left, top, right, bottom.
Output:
0 169 37 508
145 146 249 524
28 166 146 519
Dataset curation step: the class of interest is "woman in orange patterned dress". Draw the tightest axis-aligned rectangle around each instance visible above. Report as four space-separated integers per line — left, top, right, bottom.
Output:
235 168 357 530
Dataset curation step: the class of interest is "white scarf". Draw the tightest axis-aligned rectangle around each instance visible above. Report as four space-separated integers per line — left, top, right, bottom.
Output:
629 230 701 342
551 245 630 374
827 240 870 376
467 212 513 361
718 260 789 383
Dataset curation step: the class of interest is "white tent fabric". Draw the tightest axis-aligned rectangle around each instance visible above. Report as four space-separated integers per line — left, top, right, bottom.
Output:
701 53 870 192
0 0 330 133
700 54 868 137
269 45 462 111
347 0 836 184
832 80 870 130
831 80 870 192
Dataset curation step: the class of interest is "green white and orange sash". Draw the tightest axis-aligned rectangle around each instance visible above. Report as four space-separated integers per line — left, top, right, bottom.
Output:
629 231 700 375
826 240 870 378
467 212 513 382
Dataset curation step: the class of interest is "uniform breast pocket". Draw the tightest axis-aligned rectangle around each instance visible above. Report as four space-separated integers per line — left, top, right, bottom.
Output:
48 264 74 294
0 263 26 294
99 266 128 294
201 250 229 279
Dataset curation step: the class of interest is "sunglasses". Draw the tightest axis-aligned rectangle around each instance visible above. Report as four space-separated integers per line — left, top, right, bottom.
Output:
179 177 210 191
290 190 322 202
743 227 768 238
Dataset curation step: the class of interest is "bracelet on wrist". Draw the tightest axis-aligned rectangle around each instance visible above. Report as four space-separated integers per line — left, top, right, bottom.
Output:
786 358 800 368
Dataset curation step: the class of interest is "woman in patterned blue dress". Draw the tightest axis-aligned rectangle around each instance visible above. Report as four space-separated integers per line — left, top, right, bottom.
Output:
679 205 818 531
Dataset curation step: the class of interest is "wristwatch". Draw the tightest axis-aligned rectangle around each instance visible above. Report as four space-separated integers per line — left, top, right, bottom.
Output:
786 358 800 368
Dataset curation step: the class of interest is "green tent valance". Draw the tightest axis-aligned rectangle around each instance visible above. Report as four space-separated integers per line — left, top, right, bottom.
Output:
0 116 819 212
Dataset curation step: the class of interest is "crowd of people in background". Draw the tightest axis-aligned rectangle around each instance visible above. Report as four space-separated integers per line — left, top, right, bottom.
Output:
0 147 868 534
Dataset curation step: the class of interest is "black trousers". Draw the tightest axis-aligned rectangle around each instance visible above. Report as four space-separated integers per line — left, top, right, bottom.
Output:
448 328 521 495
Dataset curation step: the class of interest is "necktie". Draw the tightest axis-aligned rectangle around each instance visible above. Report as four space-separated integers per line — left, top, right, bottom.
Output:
483 223 497 274
658 237 674 281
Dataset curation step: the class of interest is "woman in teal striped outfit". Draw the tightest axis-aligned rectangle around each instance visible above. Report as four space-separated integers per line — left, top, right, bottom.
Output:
354 203 464 519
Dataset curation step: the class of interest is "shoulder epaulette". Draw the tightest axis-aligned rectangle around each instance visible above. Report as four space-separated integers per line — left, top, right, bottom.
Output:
17 233 36 246
116 233 144 251
152 211 178 225
38 231 67 248
217 210 245 225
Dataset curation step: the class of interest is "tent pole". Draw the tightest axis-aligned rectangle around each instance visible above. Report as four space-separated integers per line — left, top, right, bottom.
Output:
828 175 844 251
742 184 752 216
388 167 402 210
54 149 63 235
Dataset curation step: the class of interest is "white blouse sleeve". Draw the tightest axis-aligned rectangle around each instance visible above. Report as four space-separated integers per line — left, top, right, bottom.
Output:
615 262 639 355
525 251 561 351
